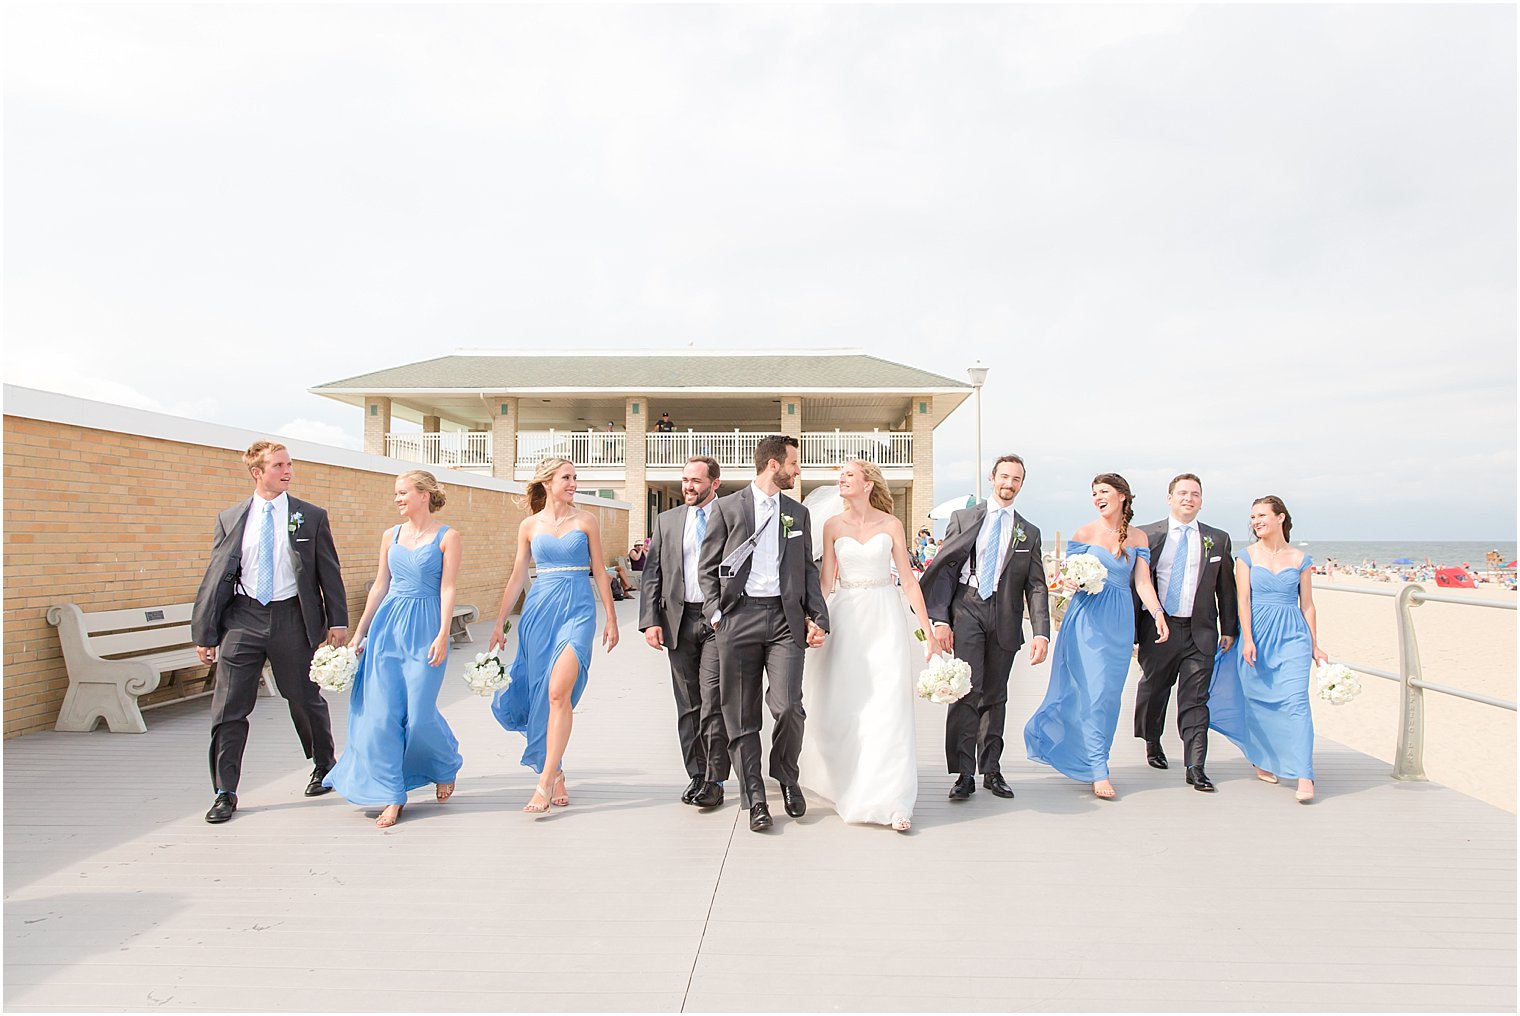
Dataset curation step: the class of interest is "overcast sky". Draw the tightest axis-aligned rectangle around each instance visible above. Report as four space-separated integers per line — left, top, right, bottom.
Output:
5 4 1515 540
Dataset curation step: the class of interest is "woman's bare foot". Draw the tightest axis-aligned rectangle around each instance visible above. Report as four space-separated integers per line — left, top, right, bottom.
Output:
892 816 912 832
1093 779 1116 799
551 770 569 807
1255 768 1279 784
524 781 552 814
1295 779 1314 803
436 781 455 802
376 804 404 828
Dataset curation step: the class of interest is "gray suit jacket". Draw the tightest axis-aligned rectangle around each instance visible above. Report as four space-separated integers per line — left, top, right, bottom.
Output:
697 487 829 648
191 495 348 650
638 503 704 650
919 503 1051 653
1133 519 1239 656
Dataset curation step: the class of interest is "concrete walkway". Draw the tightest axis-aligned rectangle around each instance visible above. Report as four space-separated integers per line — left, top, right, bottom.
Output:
5 598 1515 1011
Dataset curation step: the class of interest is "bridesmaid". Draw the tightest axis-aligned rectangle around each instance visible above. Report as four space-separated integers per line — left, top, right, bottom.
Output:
324 471 463 828
1024 474 1168 799
1209 496 1328 803
489 457 620 813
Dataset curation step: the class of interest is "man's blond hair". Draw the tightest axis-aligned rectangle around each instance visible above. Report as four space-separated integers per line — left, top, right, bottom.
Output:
243 440 288 472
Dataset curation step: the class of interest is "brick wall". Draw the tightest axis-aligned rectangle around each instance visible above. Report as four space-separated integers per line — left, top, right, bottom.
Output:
3 403 628 738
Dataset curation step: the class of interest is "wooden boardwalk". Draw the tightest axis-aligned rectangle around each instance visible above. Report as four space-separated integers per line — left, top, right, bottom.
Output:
5 598 1515 1012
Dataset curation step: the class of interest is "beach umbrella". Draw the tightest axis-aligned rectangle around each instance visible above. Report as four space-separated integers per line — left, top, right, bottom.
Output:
1508 560 1517 568
929 494 978 520
1435 567 1476 589
1391 557 1415 565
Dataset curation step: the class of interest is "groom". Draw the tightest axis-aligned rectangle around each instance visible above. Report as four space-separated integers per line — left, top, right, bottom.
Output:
192 441 348 824
921 454 1051 801
1132 472 1238 791
699 434 829 832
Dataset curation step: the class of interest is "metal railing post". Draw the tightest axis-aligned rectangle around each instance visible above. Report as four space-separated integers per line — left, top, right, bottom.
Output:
1392 583 1428 781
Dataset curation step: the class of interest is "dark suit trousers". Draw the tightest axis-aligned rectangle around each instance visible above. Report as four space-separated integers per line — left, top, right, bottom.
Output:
669 604 730 781
1134 618 1213 767
945 584 1020 776
716 598 804 807
209 595 335 793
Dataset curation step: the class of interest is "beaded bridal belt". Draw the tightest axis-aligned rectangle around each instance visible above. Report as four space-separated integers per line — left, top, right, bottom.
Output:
538 565 589 575
839 577 892 589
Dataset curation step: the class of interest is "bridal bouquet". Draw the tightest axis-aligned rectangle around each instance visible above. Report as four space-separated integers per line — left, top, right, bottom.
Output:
916 654 972 705
309 644 359 693
1315 663 1361 705
461 649 511 696
1050 552 1108 623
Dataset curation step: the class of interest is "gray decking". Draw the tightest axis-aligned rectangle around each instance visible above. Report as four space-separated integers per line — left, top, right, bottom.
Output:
5 598 1515 1012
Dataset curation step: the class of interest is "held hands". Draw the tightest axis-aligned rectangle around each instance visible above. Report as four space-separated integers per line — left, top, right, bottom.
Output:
932 622 954 655
426 633 449 667
326 627 347 647
805 618 826 648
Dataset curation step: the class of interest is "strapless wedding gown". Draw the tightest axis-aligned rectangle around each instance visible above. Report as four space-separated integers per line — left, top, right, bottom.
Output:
799 533 921 826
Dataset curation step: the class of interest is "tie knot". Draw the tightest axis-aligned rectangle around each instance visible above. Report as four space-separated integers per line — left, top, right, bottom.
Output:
265 501 275 513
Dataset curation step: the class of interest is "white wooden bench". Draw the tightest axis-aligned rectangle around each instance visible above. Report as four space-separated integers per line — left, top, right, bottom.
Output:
47 602 276 734
362 582 479 645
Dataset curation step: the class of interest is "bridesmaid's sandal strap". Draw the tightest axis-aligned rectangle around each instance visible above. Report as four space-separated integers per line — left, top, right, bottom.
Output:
551 771 569 807
376 804 404 828
524 782 552 813
436 782 455 802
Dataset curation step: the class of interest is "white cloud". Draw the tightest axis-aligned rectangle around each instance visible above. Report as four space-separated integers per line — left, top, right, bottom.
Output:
276 418 361 451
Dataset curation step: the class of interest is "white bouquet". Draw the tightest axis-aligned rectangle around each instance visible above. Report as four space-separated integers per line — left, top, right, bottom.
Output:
309 644 359 693
1059 553 1108 596
915 654 973 705
461 649 510 696
1315 663 1361 705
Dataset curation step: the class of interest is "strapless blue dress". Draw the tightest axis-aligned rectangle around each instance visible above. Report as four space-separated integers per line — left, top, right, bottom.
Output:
1210 552 1316 779
491 530 596 773
1025 541 1149 782
324 526 462 805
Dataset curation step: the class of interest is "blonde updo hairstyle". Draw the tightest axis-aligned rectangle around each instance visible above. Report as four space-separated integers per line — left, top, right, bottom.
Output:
399 470 446 512
526 456 573 515
848 458 895 515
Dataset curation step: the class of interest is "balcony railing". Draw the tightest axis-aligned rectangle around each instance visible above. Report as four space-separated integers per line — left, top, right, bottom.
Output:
517 430 627 467
644 432 767 468
385 432 492 469
798 431 913 468
647 431 914 469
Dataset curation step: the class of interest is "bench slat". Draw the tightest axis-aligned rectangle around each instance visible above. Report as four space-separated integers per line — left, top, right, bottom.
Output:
91 625 196 658
82 603 195 633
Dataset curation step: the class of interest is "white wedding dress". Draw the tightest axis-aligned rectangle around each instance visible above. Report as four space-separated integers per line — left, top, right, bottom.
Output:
799 533 921 826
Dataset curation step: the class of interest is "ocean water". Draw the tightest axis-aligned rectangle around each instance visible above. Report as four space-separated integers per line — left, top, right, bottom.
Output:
1265 540 1516 569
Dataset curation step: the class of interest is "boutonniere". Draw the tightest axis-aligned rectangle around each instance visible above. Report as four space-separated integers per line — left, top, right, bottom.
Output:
1202 535 1214 555
780 514 794 538
288 511 305 534
1013 524 1027 545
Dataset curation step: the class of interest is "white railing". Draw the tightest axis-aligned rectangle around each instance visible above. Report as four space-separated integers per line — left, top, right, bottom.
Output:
517 430 626 467
645 432 767 469
385 432 492 469
799 431 913 468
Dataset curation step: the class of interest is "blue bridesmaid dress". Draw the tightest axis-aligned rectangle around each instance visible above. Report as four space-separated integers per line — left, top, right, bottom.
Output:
1209 552 1316 780
324 525 462 805
491 530 596 774
1024 541 1149 782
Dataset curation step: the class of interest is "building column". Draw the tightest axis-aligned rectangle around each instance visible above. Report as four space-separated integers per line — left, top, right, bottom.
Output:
780 395 802 439
363 397 392 456
910 394 935 534
624 395 648 539
421 415 440 464
490 398 518 481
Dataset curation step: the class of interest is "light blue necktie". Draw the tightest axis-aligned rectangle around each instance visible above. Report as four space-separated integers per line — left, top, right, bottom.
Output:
978 509 1004 599
695 505 707 545
256 501 276 605
1163 525 1188 616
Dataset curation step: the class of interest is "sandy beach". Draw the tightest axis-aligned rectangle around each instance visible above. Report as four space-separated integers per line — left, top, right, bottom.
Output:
1292 572 1515 812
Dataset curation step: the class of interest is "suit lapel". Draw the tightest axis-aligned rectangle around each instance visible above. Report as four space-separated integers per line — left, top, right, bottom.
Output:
286 496 306 580
669 506 688 603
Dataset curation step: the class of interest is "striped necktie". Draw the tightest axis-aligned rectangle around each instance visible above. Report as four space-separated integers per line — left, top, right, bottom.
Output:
978 509 1004 599
695 505 707 545
256 501 276 605
1164 526 1189 616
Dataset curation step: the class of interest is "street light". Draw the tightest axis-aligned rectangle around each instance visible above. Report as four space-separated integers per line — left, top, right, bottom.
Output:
967 362 989 502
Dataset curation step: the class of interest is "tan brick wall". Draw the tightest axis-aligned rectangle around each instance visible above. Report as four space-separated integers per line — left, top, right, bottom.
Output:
910 394 936 534
2 415 628 739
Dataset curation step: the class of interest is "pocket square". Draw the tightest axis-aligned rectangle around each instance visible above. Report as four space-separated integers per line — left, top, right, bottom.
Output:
1014 548 1031 553
1208 555 1221 562
296 538 312 543
786 531 803 539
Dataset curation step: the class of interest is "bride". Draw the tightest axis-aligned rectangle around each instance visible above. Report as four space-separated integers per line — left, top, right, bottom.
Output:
799 459 935 832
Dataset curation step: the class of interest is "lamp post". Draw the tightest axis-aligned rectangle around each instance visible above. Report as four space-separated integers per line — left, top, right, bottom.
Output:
967 362 989 502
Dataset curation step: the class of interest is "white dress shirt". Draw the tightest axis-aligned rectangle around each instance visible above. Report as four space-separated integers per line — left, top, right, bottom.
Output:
959 504 1017 594
744 482 782 598
681 503 710 604
1156 516 1201 617
238 492 298 602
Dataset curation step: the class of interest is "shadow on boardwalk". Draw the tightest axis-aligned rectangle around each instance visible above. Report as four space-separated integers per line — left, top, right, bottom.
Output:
5 600 1515 1012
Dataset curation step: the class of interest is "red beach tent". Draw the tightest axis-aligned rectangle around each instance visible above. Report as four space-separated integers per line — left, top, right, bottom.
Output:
1435 568 1476 588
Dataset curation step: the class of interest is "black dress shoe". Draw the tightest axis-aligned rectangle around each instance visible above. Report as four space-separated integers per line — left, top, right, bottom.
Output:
1146 742 1169 770
681 776 704 805
1185 765 1216 792
982 773 1016 799
948 774 976 801
780 784 807 817
749 803 773 832
205 792 237 824
305 766 334 797
692 781 725 809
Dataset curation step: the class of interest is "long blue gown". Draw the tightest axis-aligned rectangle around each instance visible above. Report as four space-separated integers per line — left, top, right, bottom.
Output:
1024 541 1149 782
324 525 462 805
1209 552 1316 780
491 530 596 774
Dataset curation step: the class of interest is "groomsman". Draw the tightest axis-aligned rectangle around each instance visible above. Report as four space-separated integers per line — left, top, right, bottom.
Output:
920 454 1051 801
699 435 829 832
638 455 730 809
1132 472 1239 792
192 441 348 823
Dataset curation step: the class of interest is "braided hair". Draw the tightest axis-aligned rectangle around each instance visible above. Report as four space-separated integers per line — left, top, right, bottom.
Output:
1092 473 1135 560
